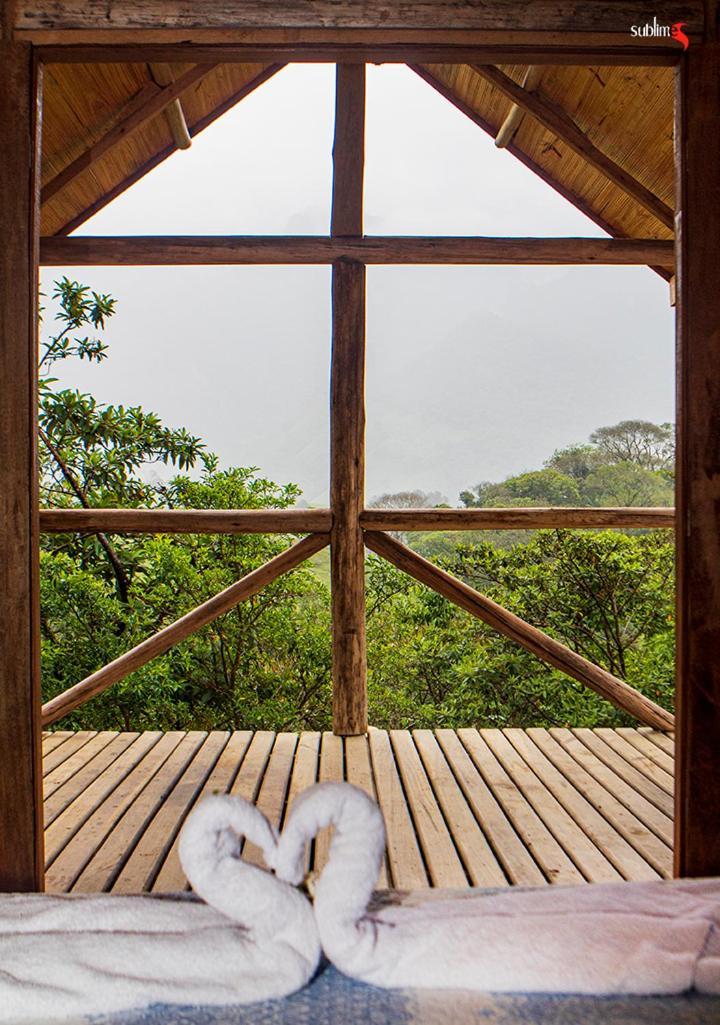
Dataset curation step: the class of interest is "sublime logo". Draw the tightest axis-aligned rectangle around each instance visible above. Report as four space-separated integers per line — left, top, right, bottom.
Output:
630 17 690 49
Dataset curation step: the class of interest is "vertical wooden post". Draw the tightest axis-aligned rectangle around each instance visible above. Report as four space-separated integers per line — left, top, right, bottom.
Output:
674 10 720 876
0 6 45 890
330 65 367 735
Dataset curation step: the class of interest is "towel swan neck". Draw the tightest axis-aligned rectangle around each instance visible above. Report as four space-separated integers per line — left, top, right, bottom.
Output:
273 782 386 973
179 793 318 952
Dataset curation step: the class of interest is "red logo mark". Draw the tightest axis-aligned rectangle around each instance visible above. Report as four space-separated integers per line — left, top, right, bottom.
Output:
671 22 690 49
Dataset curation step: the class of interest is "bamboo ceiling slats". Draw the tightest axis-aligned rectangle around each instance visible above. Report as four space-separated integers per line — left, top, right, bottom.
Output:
40 61 280 236
416 63 674 242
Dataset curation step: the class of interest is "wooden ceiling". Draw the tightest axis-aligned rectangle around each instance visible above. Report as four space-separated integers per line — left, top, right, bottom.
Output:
40 61 674 242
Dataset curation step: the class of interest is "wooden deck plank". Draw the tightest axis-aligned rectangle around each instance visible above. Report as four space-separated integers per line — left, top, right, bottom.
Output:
42 731 101 778
151 731 253 892
507 729 662 880
571 729 674 814
40 728 675 894
41 731 75 756
45 733 159 866
459 729 584 885
314 731 344 875
244 733 298 868
368 728 428 889
73 732 208 893
344 734 389 887
614 727 676 775
483 729 621 883
285 731 321 877
593 728 674 793
435 729 542 886
111 732 226 893
638 727 675 756
44 733 128 809
528 728 671 877
390 730 468 887
551 728 673 845
228 731 275 801
413 730 506 887
46 732 182 892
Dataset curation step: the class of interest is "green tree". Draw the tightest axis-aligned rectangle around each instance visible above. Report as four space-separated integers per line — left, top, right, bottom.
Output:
40 281 332 731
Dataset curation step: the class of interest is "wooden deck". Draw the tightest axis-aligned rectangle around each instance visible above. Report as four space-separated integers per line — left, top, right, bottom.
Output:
41 727 674 893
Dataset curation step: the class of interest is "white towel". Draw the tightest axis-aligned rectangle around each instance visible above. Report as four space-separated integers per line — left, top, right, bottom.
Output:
274 781 720 996
0 795 320 1021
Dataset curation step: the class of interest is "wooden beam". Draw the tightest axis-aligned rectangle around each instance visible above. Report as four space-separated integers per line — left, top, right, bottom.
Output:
674 29 720 876
33 42 684 66
494 65 543 148
0 3 44 890
40 63 215 206
149 64 192 149
50 64 284 237
472 64 674 231
14 2 704 39
360 507 675 532
331 64 367 737
365 531 675 732
39 508 332 534
41 532 330 727
39 235 675 267
15 2 704 34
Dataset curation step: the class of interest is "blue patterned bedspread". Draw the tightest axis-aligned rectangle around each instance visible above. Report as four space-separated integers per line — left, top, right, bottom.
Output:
91 961 720 1025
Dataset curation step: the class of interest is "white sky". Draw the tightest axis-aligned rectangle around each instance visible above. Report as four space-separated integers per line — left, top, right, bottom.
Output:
42 63 674 506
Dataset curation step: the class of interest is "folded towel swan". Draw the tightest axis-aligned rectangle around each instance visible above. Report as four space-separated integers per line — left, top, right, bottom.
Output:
0 795 320 1021
273 781 720 996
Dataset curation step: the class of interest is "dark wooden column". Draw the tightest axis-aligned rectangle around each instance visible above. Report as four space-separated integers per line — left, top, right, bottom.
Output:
674 11 720 876
330 64 367 735
0 6 45 890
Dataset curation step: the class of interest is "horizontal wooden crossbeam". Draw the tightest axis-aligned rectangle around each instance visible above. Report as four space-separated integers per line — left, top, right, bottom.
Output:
14 2 704 36
39 235 674 267
32 43 684 66
364 530 675 732
39 507 675 535
39 508 332 534
360 507 675 532
41 532 330 726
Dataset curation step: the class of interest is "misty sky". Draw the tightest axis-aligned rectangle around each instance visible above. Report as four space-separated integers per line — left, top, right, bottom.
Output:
42 64 675 506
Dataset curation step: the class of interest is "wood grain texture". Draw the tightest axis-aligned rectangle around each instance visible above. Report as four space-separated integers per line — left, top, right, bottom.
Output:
330 64 367 737
39 507 332 534
365 531 675 731
41 532 329 726
361 507 675 531
330 261 367 735
40 64 215 205
472 64 674 230
39 235 675 267
40 728 674 893
33 42 684 66
674 35 720 878
15 1 704 35
0 6 44 891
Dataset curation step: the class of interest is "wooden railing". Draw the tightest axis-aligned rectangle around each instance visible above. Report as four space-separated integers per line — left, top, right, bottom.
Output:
40 504 675 732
